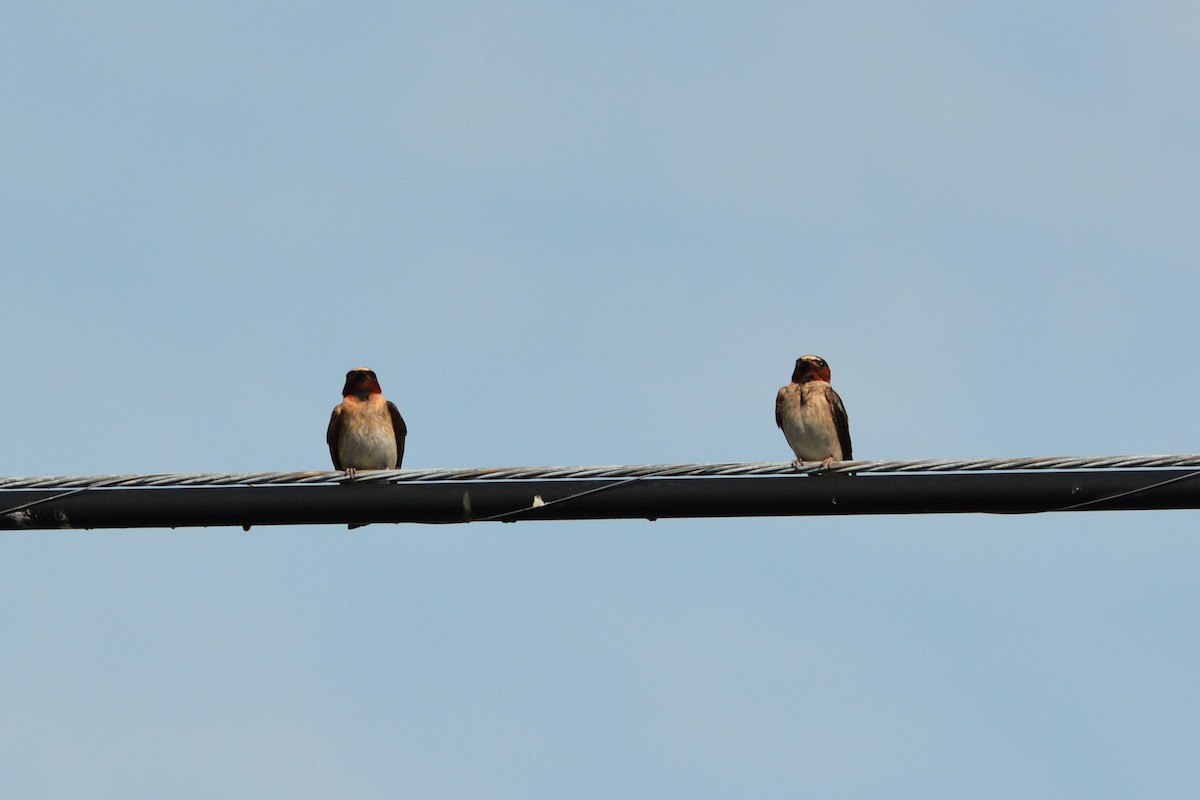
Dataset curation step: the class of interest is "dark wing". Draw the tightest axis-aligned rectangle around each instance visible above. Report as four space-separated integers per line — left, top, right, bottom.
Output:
774 387 786 430
326 405 344 470
825 386 852 460
387 401 407 468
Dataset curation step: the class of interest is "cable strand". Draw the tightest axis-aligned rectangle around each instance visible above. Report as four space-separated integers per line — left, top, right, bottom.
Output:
4 454 1200 493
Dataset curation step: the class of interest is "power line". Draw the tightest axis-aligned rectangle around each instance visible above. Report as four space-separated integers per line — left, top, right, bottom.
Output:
2 455 1200 530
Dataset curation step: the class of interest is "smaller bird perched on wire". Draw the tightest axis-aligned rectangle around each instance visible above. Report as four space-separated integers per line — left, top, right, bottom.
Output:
327 367 407 477
775 354 852 470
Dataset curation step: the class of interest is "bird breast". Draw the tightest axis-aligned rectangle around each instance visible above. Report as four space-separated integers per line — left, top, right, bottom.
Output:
779 382 843 461
338 397 399 469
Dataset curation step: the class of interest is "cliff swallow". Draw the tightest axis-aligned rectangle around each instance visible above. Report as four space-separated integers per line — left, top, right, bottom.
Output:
327 367 407 477
775 355 852 470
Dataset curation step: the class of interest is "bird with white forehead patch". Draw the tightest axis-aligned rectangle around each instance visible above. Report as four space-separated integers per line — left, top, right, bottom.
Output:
327 367 407 478
775 354 852 470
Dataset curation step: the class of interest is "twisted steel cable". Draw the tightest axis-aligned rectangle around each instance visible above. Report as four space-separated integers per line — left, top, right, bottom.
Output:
2 454 1200 491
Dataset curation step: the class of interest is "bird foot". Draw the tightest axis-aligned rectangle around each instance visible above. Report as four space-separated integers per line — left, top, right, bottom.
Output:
820 456 835 471
791 459 806 472
345 468 357 480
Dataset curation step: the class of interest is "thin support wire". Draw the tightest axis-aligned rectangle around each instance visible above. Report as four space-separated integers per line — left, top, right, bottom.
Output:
4 454 1200 493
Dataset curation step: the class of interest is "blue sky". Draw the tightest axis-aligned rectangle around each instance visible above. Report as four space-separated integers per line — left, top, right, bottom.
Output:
4 1 1200 797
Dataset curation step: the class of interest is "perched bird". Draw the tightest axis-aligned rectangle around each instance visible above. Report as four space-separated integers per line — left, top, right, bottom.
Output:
327 367 407 477
775 354 852 470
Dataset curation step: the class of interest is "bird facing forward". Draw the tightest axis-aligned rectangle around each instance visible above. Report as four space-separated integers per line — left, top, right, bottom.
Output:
775 355 852 470
327 367 407 476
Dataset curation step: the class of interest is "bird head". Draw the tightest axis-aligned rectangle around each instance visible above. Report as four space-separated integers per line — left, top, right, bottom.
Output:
791 355 832 384
342 367 383 398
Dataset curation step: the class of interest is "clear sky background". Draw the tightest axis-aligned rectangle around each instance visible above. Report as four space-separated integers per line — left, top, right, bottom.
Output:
4 1 1200 797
